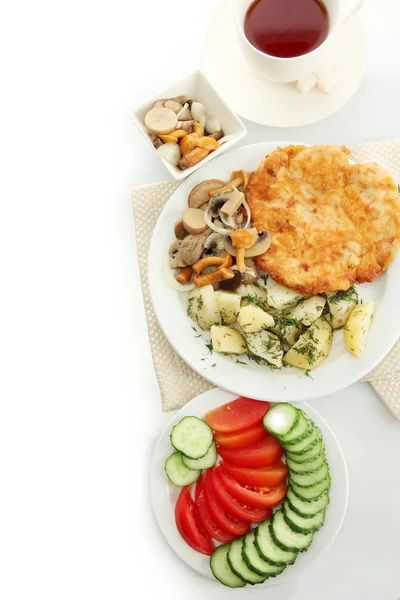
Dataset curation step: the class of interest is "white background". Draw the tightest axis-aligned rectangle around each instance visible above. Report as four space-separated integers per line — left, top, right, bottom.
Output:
1 0 400 598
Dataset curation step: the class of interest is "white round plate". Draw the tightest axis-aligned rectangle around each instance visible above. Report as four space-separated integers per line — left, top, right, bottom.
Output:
150 388 349 586
148 141 400 402
202 0 366 127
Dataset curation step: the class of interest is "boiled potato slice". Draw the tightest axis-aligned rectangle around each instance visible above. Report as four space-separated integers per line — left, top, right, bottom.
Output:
291 296 326 327
237 304 275 333
245 330 283 368
268 284 303 310
187 285 221 331
211 326 247 354
215 291 241 324
344 301 376 357
271 315 302 346
326 287 358 329
284 317 332 370
237 283 269 311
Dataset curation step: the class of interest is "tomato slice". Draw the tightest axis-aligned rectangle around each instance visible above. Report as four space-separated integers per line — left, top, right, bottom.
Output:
212 467 272 523
204 468 251 536
214 423 267 449
205 397 269 434
194 472 237 544
217 436 283 468
175 486 215 555
217 469 287 509
220 460 288 487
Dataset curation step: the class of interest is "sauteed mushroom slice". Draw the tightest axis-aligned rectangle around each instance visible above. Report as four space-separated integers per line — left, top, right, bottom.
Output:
182 208 208 235
174 219 188 240
219 189 245 217
188 180 226 209
145 106 178 136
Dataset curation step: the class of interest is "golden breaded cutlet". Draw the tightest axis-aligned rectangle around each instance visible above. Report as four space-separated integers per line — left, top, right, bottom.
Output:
246 145 400 294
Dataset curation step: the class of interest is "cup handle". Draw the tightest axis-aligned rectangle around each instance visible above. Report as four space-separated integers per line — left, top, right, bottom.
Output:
339 0 363 25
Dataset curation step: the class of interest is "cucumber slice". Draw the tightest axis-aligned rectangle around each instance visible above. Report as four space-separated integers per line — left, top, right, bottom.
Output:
286 438 324 463
255 520 298 566
170 416 213 459
291 476 331 501
271 510 313 553
164 452 200 486
283 500 326 534
287 486 330 518
286 452 325 474
263 403 299 437
289 461 329 488
210 544 247 588
182 441 217 470
242 531 286 578
284 425 320 455
280 411 311 445
227 538 266 584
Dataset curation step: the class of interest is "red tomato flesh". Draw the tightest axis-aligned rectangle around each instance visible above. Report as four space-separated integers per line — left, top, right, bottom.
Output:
204 468 251 536
194 472 237 544
217 436 283 468
220 460 288 488
212 466 272 523
213 423 267 449
205 397 269 434
175 486 215 555
217 469 287 509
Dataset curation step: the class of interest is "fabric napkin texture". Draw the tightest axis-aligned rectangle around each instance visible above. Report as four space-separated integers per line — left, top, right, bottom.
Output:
132 139 400 420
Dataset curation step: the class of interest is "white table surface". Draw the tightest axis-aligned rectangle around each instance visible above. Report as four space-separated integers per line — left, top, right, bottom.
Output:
1 0 399 598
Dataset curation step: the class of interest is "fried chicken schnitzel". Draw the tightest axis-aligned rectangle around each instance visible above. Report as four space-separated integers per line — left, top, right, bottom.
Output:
246 145 400 294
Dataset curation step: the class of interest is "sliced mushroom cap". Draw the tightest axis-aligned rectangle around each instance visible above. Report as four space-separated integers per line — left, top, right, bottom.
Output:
224 230 271 258
182 208 208 235
209 195 227 218
169 241 186 269
153 96 189 109
169 240 180 258
219 189 245 217
188 179 226 209
180 228 211 266
145 107 178 136
174 219 188 240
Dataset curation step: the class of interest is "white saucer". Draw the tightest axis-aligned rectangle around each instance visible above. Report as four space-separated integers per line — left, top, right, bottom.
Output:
202 0 367 127
150 389 349 586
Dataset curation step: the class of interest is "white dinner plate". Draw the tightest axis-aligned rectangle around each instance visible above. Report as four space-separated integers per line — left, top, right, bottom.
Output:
148 141 400 402
202 0 366 127
150 388 349 586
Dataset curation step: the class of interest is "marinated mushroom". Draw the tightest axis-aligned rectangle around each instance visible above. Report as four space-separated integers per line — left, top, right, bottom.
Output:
188 180 226 209
169 240 180 258
182 208 208 235
179 229 211 266
164 100 183 113
169 241 186 269
220 189 245 217
174 219 188 240
145 107 178 136
218 270 243 291
229 229 259 272
209 195 227 218
224 230 271 258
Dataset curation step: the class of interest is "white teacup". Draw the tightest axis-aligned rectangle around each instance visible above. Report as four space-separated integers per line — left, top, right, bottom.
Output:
235 0 363 83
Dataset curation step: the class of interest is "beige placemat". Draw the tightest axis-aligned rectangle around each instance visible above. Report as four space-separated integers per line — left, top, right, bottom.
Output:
132 140 400 420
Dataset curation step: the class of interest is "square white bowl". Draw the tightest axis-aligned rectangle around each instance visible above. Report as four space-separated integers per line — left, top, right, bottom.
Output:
131 70 247 180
